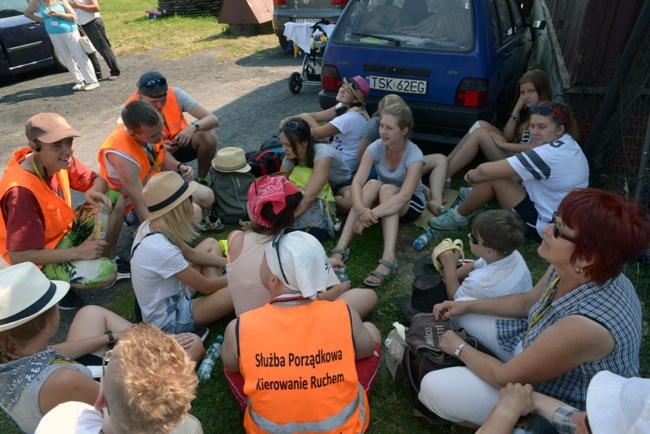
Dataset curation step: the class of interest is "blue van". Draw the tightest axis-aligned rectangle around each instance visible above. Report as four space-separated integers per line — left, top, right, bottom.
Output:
319 0 535 144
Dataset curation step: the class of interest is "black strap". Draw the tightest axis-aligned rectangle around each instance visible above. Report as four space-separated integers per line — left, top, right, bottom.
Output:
130 231 166 260
0 282 57 326
147 182 188 212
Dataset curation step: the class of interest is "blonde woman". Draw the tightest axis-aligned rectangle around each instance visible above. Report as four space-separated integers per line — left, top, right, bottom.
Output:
130 172 232 334
331 103 425 287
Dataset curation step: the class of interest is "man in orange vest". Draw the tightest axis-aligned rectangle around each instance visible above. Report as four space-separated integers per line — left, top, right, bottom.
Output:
123 70 219 184
0 113 128 309
98 100 215 229
222 230 381 433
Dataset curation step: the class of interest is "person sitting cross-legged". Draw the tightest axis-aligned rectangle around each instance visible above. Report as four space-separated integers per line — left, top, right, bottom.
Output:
222 230 381 432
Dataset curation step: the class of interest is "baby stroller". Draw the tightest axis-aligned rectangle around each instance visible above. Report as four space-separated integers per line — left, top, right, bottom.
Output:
286 20 332 94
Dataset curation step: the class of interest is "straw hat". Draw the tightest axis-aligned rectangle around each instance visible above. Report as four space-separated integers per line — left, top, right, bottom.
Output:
0 262 69 332
344 76 370 105
211 147 251 173
143 172 198 220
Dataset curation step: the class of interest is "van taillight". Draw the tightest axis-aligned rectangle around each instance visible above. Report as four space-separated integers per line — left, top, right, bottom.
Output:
455 79 488 108
321 65 341 91
273 0 286 4
331 0 349 5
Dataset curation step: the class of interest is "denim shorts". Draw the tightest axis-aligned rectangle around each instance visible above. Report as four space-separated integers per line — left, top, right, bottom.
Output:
160 289 197 334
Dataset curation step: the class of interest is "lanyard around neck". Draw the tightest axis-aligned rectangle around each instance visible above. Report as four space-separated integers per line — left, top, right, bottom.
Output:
31 155 64 199
524 276 560 340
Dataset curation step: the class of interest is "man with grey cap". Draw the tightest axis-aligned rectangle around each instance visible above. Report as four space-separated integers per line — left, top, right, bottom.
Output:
123 70 219 183
222 230 381 433
0 113 126 309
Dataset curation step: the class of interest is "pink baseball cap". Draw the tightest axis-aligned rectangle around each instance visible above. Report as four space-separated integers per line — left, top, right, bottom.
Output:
344 76 370 105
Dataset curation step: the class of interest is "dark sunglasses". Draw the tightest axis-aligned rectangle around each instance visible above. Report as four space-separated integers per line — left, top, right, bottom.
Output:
345 77 360 90
271 227 299 284
469 230 485 246
283 120 300 132
142 77 167 88
102 350 112 415
552 212 575 242
585 415 593 434
530 103 567 125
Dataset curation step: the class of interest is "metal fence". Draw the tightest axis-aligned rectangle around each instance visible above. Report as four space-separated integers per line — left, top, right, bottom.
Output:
565 21 650 375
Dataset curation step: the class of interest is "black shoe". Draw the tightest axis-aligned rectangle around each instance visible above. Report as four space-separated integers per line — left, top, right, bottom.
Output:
194 327 209 342
114 256 131 281
58 290 84 310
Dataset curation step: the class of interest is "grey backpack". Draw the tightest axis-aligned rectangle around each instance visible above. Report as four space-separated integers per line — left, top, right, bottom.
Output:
209 169 255 225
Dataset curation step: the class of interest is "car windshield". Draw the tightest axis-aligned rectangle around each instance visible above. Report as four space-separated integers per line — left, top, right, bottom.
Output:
334 0 474 51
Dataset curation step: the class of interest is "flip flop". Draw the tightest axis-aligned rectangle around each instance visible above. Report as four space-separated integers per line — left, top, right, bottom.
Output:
364 258 398 287
431 238 465 273
330 247 350 263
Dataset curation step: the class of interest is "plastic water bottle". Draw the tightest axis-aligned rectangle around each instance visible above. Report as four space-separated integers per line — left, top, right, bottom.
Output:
197 335 223 382
413 228 436 251
336 267 349 282
93 204 110 241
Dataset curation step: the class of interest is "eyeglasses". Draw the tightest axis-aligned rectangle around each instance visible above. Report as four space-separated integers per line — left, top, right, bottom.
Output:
253 172 288 196
102 350 112 415
530 103 567 125
271 227 299 285
469 230 485 246
551 212 575 242
141 77 166 88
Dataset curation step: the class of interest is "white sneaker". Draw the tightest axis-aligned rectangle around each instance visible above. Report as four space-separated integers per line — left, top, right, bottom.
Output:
72 83 85 91
84 82 100 91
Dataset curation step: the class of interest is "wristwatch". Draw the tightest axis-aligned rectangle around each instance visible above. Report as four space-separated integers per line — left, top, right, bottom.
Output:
191 122 200 132
454 342 468 358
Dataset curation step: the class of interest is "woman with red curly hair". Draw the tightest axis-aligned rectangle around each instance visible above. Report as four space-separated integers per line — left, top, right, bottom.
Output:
418 188 649 430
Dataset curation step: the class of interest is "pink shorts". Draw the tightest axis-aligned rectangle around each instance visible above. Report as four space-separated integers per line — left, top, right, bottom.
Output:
224 342 382 409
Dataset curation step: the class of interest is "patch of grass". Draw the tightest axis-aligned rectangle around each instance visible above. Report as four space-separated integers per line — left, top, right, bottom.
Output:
100 0 278 60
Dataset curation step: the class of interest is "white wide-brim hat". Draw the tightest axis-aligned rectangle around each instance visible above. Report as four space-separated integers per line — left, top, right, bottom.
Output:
587 371 650 433
143 172 199 220
211 147 251 173
0 262 69 332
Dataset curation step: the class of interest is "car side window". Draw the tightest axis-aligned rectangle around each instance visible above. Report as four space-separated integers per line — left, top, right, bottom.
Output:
0 0 28 18
493 0 516 44
489 1 501 48
506 0 525 32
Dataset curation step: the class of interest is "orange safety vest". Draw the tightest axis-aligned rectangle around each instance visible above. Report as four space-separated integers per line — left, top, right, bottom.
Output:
238 300 370 433
124 87 188 141
98 124 165 214
0 149 73 265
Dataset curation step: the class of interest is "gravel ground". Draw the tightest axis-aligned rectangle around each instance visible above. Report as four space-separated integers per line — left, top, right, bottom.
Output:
0 47 321 335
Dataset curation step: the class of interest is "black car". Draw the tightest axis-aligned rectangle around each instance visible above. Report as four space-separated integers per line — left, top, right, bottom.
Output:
0 0 63 79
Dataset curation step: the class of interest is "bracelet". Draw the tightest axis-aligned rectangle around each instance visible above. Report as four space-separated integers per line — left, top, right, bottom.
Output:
510 113 519 121
176 163 183 173
454 342 468 358
359 208 369 216
104 330 115 346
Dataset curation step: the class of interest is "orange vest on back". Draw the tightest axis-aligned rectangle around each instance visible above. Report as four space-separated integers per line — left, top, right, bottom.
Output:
98 125 165 213
238 300 370 433
124 87 188 141
0 149 73 265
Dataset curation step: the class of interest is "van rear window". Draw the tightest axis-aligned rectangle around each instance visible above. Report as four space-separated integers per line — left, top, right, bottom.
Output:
334 0 474 51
